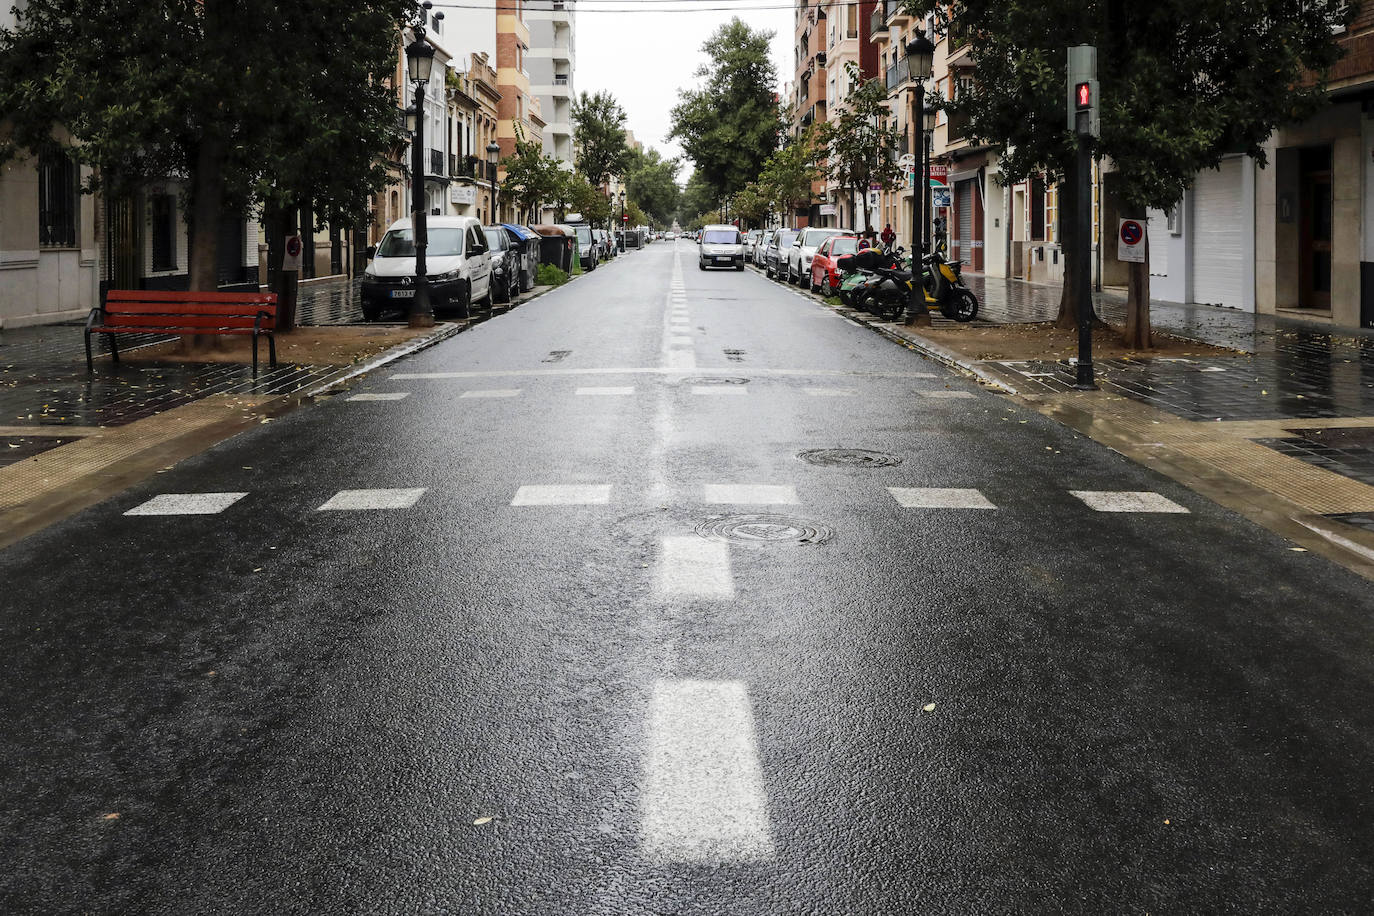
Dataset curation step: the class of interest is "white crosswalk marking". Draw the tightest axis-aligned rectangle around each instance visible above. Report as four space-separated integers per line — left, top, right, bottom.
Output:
888 487 997 509
704 484 798 505
510 484 612 506
125 493 247 516
804 387 858 397
1071 491 1189 513
670 336 693 347
318 488 427 511
575 386 635 396
347 392 410 401
460 389 522 398
642 679 773 863
920 390 976 399
656 536 734 599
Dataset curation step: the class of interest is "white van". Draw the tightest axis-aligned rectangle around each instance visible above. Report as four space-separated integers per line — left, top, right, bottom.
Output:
362 216 493 320
698 223 745 271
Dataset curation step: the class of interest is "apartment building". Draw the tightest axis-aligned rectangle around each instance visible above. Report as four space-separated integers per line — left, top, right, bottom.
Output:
526 0 575 166
818 0 880 232
445 53 504 223
791 0 829 228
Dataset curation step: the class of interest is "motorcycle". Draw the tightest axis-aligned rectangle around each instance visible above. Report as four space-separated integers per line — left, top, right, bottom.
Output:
835 245 979 323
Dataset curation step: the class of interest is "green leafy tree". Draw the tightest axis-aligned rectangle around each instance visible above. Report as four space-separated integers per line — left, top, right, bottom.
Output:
731 182 771 229
934 0 1353 346
758 125 825 222
563 172 612 226
676 171 720 227
571 90 633 191
625 148 682 227
669 18 782 200
0 0 409 309
819 64 904 235
502 137 563 223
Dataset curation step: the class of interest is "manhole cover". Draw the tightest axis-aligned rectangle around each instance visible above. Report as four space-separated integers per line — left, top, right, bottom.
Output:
684 376 749 385
696 514 833 545
798 448 903 468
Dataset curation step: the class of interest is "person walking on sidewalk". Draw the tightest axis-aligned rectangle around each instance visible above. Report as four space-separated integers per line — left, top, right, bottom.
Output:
880 223 896 251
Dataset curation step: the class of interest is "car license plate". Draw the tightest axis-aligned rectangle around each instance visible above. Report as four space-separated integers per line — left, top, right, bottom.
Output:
715 257 729 264
390 289 415 298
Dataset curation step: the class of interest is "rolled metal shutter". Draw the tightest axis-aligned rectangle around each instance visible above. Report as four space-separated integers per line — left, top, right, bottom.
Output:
1190 158 1244 308
957 180 974 260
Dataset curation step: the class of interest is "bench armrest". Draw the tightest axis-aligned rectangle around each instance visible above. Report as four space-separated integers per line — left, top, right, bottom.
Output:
84 306 105 329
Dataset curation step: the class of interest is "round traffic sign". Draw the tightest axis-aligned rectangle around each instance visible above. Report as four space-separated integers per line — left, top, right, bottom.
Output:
1119 220 1143 246
285 236 303 257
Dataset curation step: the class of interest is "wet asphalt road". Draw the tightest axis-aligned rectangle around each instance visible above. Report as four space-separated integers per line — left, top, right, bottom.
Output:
3 241 1374 914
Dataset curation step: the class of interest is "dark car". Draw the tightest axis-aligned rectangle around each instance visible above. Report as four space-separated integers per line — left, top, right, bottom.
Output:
484 226 521 304
763 229 797 280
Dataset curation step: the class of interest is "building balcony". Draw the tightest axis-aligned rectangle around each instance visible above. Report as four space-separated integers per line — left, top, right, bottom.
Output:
430 148 445 176
870 7 886 42
884 0 909 26
885 60 908 91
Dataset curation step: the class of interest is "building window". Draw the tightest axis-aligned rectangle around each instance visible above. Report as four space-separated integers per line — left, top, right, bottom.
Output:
1046 185 1058 243
1030 177 1045 241
38 149 78 248
151 193 177 271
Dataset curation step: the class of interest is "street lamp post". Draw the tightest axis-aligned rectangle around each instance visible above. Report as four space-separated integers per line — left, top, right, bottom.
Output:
923 105 937 256
904 34 935 324
406 30 437 329
618 190 625 251
486 140 501 223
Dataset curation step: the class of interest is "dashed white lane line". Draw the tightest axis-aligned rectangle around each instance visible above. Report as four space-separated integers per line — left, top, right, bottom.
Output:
318 488 427 511
804 387 858 397
348 392 411 402
125 492 247 516
575 386 636 396
656 536 734 599
1070 491 1190 513
919 390 976 399
460 389 522 398
510 484 612 506
692 386 747 396
642 679 773 863
704 484 799 505
670 336 693 347
888 487 997 509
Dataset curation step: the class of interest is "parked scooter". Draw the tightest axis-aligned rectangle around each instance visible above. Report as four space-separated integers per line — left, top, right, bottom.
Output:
835 244 979 323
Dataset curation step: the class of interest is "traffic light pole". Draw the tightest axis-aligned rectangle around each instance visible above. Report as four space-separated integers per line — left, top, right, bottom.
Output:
1074 126 1096 390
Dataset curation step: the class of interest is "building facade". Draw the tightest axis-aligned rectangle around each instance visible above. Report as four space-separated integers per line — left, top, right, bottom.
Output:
526 0 575 166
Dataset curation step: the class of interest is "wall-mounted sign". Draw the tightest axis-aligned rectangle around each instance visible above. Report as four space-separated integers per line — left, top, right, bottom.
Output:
1118 218 1146 263
819 203 837 216
451 185 476 205
283 235 303 271
931 188 952 208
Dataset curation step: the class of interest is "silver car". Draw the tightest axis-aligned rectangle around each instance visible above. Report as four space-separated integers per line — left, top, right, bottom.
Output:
786 227 847 286
698 224 745 271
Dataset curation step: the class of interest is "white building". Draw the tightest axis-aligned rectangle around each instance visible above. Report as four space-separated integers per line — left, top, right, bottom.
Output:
525 0 575 165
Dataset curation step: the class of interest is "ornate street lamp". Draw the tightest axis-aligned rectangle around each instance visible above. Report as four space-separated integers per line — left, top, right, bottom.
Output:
618 189 626 251
904 33 936 323
405 30 437 328
486 141 501 223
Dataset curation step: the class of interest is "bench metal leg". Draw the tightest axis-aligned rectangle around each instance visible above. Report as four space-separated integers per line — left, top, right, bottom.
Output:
84 330 93 372
268 334 276 368
108 334 119 363
252 334 259 377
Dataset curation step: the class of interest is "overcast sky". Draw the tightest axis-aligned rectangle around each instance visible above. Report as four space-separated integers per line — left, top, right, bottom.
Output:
573 0 794 183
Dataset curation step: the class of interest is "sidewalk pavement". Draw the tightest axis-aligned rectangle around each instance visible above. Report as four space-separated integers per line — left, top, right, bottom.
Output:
785 266 1374 578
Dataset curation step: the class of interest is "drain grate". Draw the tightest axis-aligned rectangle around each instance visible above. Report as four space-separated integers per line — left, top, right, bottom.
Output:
798 448 903 468
723 349 746 362
696 514 833 545
684 376 749 386
542 350 571 363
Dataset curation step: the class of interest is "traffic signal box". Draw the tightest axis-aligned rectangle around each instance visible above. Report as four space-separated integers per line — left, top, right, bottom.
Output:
1067 45 1099 138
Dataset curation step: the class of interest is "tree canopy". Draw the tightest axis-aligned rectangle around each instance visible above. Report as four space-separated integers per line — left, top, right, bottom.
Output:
819 64 904 234
669 18 782 200
625 148 681 227
0 0 410 291
571 90 633 190
502 136 565 223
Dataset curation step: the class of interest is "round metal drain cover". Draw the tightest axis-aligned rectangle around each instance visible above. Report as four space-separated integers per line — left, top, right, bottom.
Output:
798 448 903 468
684 376 749 385
696 514 833 546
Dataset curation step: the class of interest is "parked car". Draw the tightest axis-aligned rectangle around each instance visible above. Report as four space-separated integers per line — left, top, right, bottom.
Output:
594 228 613 259
809 235 861 295
698 224 746 270
754 229 775 266
567 223 598 270
743 229 763 262
483 225 521 304
665 231 678 240
362 215 492 321
786 227 848 286
763 228 798 280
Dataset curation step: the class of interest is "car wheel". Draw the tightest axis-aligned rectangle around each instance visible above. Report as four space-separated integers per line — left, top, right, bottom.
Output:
362 305 380 322
698 260 706 271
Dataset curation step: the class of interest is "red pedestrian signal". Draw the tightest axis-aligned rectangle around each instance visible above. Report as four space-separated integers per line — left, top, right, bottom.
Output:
1076 82 1091 110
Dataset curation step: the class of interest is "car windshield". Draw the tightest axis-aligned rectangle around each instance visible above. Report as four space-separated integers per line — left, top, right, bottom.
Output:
803 230 837 247
574 226 593 244
828 238 859 256
377 228 464 258
483 228 507 250
775 231 797 248
703 229 740 244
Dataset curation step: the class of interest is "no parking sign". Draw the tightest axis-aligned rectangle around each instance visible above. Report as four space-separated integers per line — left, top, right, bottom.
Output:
283 235 303 271
1117 219 1145 263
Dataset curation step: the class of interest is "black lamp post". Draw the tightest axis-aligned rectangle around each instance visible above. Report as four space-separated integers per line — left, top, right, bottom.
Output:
618 190 625 251
904 33 935 323
486 140 501 223
406 32 437 329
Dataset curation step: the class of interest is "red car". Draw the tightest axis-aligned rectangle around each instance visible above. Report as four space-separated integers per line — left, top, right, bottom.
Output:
810 235 861 295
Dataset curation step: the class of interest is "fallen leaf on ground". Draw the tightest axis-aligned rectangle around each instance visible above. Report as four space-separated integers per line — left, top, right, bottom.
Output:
101 813 120 821
473 816 494 826
922 703 936 713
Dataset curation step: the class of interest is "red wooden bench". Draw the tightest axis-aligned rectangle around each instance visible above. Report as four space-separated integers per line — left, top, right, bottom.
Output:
85 290 279 375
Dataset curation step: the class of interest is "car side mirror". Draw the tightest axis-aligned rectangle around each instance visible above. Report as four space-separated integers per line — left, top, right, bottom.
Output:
366 245 376 260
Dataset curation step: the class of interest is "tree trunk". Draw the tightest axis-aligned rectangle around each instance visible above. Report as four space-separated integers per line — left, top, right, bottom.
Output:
859 182 871 236
264 198 299 332
1055 158 1079 329
185 136 225 351
1122 213 1153 348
